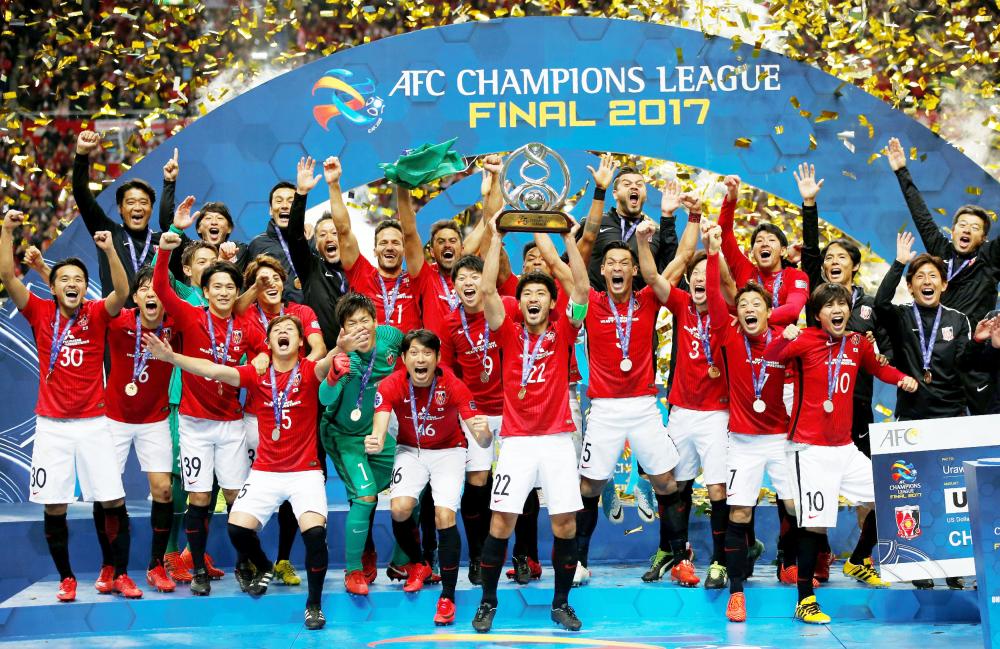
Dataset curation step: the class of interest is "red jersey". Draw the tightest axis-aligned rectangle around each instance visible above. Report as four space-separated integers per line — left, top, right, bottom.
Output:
585 286 664 399
154 252 265 421
665 287 729 411
764 327 906 446
438 297 518 417
21 294 110 419
236 359 322 472
344 255 423 333
417 262 459 339
243 302 322 416
375 367 476 449
509 280 583 383
105 309 177 424
495 313 579 437
718 196 809 326
706 253 787 435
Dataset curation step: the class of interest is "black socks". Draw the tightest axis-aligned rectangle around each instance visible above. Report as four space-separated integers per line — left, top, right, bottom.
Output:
44 512 73 580
575 495 600 567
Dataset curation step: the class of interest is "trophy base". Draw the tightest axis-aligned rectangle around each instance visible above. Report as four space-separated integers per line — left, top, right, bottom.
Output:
496 209 572 233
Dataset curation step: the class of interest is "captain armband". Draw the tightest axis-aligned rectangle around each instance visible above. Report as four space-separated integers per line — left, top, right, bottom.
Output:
567 299 589 321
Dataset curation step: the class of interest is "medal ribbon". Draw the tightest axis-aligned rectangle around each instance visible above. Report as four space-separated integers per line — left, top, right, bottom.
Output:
270 362 300 437
826 336 847 405
407 374 438 451
256 304 283 333
377 274 403 325
946 257 973 282
520 326 549 390
439 272 459 311
459 305 490 373
606 292 634 363
757 269 784 309
353 343 379 413
125 229 153 274
132 311 163 383
694 309 714 369
743 330 772 402
912 303 943 373
620 217 640 242
47 308 78 376
205 309 234 365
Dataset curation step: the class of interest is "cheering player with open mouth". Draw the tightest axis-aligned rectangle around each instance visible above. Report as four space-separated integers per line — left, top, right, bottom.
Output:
701 224 796 622
154 230 267 596
471 213 589 634
1 210 136 602
764 284 918 624
144 316 335 630
366 329 491 625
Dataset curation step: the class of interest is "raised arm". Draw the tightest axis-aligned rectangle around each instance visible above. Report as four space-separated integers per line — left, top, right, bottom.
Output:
72 131 116 235
653 182 681 274
95 231 129 316
796 162 823 287
153 231 194 319
159 147 179 232
718 175 754 280
324 157 359 269
577 153 619 267
481 213 507 331
143 332 241 386
886 138 950 257
284 157 323 283
661 193 702 286
704 226 730 329
563 220 590 314
22 245 51 284
464 155 503 257
0 211 31 310
305 332 327 361
636 220 671 303
874 232 914 347
532 231 574 294
397 185 425 277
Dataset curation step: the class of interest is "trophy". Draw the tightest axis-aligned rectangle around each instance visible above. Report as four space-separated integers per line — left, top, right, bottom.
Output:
497 142 573 233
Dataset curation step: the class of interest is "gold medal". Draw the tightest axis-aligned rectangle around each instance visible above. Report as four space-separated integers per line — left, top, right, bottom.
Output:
923 370 932 384
708 365 721 379
125 382 138 397
517 387 527 400
480 370 490 383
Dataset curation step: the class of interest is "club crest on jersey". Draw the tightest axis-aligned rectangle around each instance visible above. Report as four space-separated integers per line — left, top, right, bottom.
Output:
77 312 90 328
859 305 872 320
385 352 396 365
941 326 954 341
162 327 173 341
544 330 556 342
435 389 447 406
232 330 243 345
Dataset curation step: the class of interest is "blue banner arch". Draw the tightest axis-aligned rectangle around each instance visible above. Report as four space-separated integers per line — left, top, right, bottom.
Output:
1 16 998 502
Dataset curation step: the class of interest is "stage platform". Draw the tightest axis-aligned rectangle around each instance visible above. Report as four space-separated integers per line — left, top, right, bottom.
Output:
0 500 983 646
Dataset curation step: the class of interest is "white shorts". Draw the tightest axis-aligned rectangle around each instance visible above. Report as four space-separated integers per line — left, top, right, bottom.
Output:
581 396 679 481
665 406 730 485
231 469 327 527
491 433 583 516
725 433 793 506
30 416 125 504
243 414 260 465
178 415 250 492
390 445 466 512
464 414 500 473
107 417 173 474
787 443 874 528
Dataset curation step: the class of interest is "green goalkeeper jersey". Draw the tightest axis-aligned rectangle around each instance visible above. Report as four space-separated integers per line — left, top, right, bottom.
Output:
319 324 403 439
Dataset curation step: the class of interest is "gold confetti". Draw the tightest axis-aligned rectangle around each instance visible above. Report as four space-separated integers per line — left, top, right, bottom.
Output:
734 137 752 148
966 186 983 196
816 111 839 122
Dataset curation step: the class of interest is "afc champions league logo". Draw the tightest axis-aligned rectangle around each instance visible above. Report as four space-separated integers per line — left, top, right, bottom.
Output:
311 68 385 133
